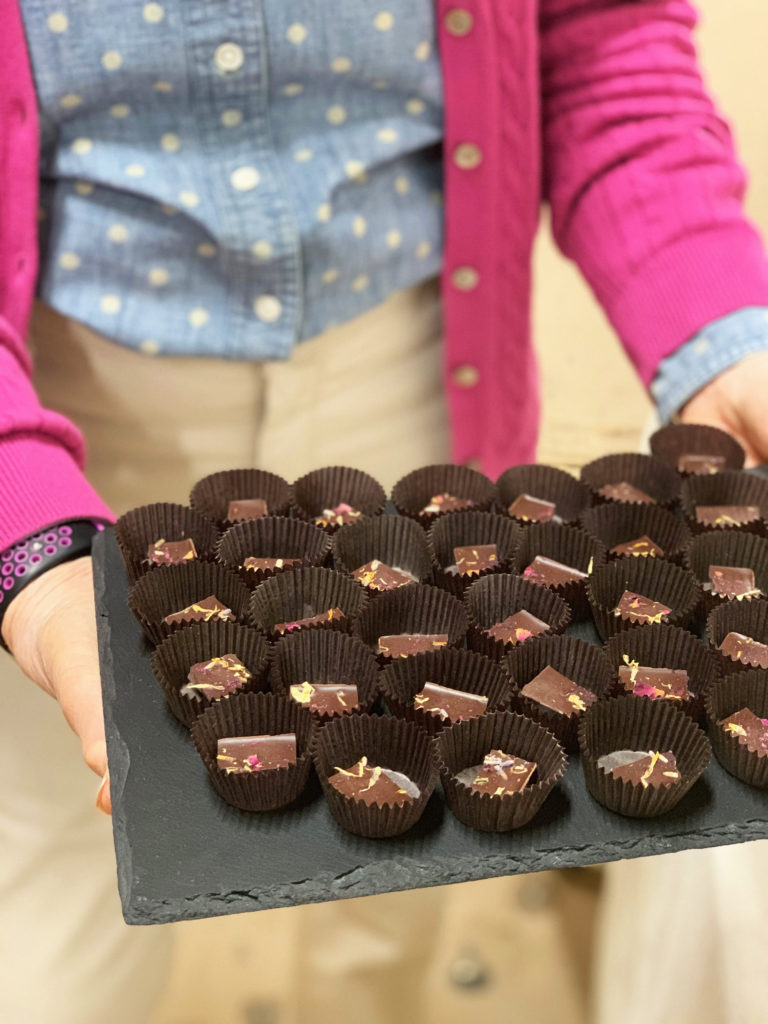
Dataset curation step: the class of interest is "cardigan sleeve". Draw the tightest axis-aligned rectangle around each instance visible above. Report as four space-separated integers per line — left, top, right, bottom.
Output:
0 0 113 551
539 0 768 386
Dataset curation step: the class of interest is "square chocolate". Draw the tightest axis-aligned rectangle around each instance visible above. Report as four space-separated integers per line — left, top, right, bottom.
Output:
612 590 671 625
216 733 297 774
457 749 538 797
453 544 498 577
695 505 761 528
677 454 726 475
412 682 488 723
522 555 588 587
507 494 556 523
328 757 420 806
227 498 268 522
419 493 474 517
598 481 655 504
718 632 768 669
718 708 768 757
314 503 363 528
289 681 359 715
597 749 680 788
609 535 665 558
618 661 690 702
242 556 303 573
273 608 345 635
520 665 597 717
181 653 252 702
163 595 234 627
484 610 550 646
352 560 417 591
706 565 762 601
147 537 198 566
377 634 450 658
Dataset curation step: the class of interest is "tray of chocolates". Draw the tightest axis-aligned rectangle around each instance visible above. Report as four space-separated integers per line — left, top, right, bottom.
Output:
97 442 768 925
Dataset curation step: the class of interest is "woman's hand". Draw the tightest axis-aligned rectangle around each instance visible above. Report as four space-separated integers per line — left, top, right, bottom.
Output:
0 556 111 813
679 352 768 467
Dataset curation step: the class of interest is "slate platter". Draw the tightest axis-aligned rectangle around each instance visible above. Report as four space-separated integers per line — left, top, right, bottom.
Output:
94 529 768 926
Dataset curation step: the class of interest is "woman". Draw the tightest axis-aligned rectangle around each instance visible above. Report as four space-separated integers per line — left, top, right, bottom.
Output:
2 1 768 1021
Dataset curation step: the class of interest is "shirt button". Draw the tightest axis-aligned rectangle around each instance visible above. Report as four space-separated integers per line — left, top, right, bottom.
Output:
445 9 474 36
453 143 483 170
449 955 487 988
254 295 283 323
452 364 480 388
230 166 260 191
214 42 244 73
451 266 479 291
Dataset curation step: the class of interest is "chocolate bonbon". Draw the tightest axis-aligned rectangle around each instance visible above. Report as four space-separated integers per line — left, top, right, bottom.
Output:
147 538 198 566
457 749 537 797
610 535 664 558
618 661 690 702
520 666 597 717
598 482 655 504
522 555 587 587
485 610 550 646
706 566 762 600
163 595 234 626
598 749 681 788
216 733 297 774
377 634 450 657
289 682 360 716
181 653 252 701
227 498 268 522
507 494 556 523
718 708 768 757
412 681 488 723
328 757 420 807
352 560 417 591
613 590 671 625
695 505 761 528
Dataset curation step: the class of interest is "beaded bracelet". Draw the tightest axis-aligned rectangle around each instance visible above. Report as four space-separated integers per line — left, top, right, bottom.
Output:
0 520 109 650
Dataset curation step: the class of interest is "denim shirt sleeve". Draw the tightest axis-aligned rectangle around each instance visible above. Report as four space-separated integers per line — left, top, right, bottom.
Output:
651 307 768 422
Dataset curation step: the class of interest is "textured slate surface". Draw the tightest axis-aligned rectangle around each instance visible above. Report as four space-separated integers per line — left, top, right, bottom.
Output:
94 529 768 926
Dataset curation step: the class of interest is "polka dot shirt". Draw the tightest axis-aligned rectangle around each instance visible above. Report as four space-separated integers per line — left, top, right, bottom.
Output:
25 2 443 359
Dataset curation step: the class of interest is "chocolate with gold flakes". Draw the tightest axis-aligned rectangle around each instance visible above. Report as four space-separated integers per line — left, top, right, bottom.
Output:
718 632 768 669
520 665 597 717
610 535 665 558
181 653 252 702
695 505 761 528
457 749 537 797
216 733 297 774
484 610 550 646
507 494 556 523
419 493 474 517
678 454 726 475
147 537 198 566
352 560 417 591
718 708 768 757
706 566 762 601
412 682 488 723
274 608 345 635
613 590 671 625
314 503 363 528
598 481 655 505
328 756 420 807
377 634 450 658
242 556 302 573
227 498 268 522
618 661 690 702
453 544 498 577
598 749 681 788
163 595 234 627
523 555 587 587
289 681 359 716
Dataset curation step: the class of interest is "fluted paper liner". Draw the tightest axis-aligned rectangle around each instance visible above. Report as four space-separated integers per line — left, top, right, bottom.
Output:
217 516 331 588
391 464 496 527
684 530 768 617
496 464 591 526
604 623 720 723
128 560 252 645
332 515 431 589
270 629 381 724
427 510 522 597
151 620 270 727
681 470 768 537
463 574 571 660
190 469 291 527
580 453 681 510
249 566 368 638
517 522 607 621
505 635 614 750
580 502 691 566
379 647 512 736
292 466 386 532
115 502 220 584
578 695 711 818
312 713 437 838
434 711 567 832
586 557 700 641
353 582 469 662
650 423 745 475
704 669 768 789
190 692 315 812
706 598 768 672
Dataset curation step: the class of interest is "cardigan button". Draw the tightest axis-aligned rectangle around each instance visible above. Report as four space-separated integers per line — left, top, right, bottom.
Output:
444 9 474 36
451 266 479 292
453 143 483 170
214 42 245 73
452 365 480 388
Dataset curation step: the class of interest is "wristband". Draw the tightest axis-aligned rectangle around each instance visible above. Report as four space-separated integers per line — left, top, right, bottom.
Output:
0 520 109 650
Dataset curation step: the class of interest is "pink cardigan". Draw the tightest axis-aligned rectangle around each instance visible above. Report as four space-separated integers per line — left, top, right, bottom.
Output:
3 0 768 550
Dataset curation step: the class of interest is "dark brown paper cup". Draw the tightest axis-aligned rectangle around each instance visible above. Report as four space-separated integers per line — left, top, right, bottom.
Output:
578 695 711 818
516 522 607 621
684 530 768 617
580 503 692 566
464 574 572 660
704 669 768 789
434 711 567 832
604 623 720 723
151 620 270 727
379 646 512 736
391 464 496 527
270 629 381 724
249 566 368 639
292 466 386 532
217 516 332 588
580 453 682 510
312 713 437 837
706 598 768 671
115 502 220 584
681 470 768 537
191 692 315 812
128 561 252 645
505 635 615 751
496 464 592 527
650 423 745 475
586 557 701 641
332 515 432 590
353 583 469 662
189 469 292 528
427 510 522 597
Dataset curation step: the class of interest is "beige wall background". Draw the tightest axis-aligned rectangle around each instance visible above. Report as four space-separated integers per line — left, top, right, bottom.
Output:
535 0 768 472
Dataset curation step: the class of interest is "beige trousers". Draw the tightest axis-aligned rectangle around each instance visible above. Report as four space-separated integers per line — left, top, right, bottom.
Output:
0 283 600 1024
